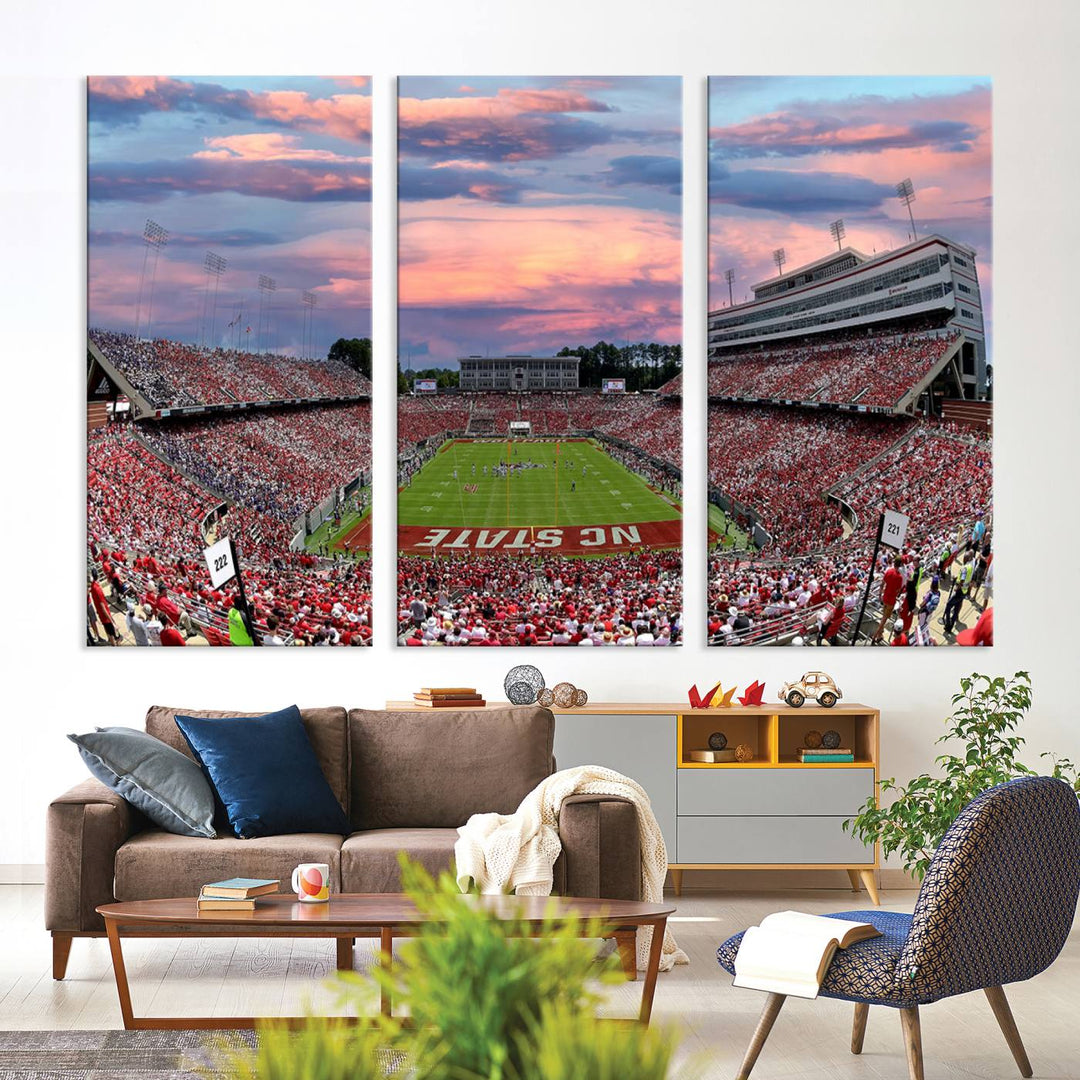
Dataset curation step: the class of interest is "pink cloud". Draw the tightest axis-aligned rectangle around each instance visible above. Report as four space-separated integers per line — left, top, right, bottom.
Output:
194 132 369 165
247 90 372 141
399 87 610 125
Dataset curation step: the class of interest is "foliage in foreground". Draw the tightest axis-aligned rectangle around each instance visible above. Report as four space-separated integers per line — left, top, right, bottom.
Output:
845 671 1080 879
213 857 682 1080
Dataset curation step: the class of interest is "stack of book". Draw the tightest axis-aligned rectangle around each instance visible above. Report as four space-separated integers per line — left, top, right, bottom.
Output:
197 877 279 911
797 747 855 763
412 687 486 708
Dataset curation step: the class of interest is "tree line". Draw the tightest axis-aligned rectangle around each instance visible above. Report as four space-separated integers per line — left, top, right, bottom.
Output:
396 341 681 394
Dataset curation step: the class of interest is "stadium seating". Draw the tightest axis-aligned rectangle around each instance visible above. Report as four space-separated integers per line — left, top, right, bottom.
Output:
398 549 682 646
90 329 370 409
708 330 959 409
87 425 372 646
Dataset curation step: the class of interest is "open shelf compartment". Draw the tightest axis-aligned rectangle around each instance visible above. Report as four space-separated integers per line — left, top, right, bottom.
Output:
776 710 877 766
677 711 776 767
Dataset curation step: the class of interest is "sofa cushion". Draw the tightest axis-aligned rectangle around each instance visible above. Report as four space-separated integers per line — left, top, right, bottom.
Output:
67 726 216 838
342 829 459 892
174 707 350 839
145 705 349 814
114 830 343 901
348 706 554 829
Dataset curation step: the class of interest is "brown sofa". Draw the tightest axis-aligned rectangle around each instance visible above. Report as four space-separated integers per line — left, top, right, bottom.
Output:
46 704 641 979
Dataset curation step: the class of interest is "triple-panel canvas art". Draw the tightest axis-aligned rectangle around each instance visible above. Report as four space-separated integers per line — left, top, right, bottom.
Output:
85 76 991 649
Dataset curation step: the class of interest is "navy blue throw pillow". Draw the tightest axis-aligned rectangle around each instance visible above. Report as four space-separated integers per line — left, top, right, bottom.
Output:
173 706 349 839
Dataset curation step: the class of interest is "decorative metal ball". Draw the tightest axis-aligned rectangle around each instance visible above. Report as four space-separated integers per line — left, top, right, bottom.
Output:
708 731 728 751
822 729 842 750
537 687 555 708
572 687 589 707
804 730 823 749
552 681 576 709
735 743 754 762
503 665 545 706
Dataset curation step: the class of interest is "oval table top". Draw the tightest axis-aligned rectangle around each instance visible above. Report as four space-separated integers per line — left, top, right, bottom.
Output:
97 893 675 928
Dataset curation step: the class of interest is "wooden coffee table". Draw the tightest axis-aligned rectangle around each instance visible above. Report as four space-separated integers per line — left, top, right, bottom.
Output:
97 893 675 1030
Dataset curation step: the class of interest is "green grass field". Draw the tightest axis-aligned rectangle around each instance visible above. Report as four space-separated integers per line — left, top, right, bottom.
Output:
304 486 371 555
708 503 751 550
399 439 678 529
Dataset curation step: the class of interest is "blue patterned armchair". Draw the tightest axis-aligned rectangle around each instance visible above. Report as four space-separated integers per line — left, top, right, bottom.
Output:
717 776 1080 1080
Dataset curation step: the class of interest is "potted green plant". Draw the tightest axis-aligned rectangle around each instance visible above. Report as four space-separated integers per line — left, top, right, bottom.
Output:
845 671 1079 880
214 857 685 1080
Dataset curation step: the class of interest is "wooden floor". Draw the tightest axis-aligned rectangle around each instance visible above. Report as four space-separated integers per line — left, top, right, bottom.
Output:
3 885 1077 1078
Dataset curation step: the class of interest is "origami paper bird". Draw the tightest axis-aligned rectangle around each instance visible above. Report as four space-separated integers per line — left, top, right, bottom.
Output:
687 682 721 709
710 683 737 708
738 680 766 707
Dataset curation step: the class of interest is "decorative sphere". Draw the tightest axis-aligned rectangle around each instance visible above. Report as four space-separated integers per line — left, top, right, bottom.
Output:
552 682 576 709
537 688 555 708
735 743 754 762
572 687 589 707
503 665 545 706
707 731 728 751
804 730 823 749
822 729 842 749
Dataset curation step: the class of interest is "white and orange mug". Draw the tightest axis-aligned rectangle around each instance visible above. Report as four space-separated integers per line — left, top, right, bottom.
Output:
292 862 330 903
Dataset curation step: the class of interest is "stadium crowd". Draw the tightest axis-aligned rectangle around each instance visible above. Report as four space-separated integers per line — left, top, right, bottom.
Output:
139 404 371 524
398 550 682 646
90 329 370 409
708 330 958 409
87 425 372 646
706 406 993 645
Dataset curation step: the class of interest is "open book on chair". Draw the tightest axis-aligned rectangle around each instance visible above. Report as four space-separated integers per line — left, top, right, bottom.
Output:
732 911 881 999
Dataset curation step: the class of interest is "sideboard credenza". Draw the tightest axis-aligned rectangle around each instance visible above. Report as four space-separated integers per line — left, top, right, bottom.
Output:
386 701 880 902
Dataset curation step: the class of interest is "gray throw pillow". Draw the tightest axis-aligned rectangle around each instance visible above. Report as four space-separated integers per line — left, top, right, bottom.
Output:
68 727 216 838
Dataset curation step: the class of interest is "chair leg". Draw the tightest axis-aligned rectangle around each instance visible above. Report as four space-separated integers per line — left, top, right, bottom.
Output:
735 993 786 1080
52 932 74 981
851 1002 869 1054
984 986 1033 1078
899 1006 924 1080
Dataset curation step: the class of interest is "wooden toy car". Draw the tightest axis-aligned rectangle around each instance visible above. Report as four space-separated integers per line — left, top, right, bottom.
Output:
779 671 842 708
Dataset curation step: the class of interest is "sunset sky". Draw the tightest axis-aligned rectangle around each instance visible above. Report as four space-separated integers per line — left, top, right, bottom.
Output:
398 76 681 368
87 76 371 355
708 76 992 353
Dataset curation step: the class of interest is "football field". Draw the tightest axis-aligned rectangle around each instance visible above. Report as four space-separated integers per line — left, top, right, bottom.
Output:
398 438 681 555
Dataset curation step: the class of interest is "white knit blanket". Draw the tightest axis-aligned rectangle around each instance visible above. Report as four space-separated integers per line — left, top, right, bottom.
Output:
454 765 688 972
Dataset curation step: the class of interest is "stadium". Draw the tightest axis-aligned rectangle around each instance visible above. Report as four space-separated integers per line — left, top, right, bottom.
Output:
706 234 993 646
397 356 683 646
86 331 373 646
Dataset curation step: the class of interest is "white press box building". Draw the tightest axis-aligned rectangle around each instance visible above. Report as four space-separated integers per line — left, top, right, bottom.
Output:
708 235 988 401
457 354 580 391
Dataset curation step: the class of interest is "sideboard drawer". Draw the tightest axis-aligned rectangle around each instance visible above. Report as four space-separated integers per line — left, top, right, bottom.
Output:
677 767 874 817
677 815 874 865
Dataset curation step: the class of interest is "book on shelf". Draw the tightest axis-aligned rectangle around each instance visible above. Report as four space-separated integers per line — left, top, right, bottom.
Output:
200 877 279 900
413 698 487 708
418 687 478 696
796 750 854 762
733 910 881 999
798 747 853 756
690 749 737 763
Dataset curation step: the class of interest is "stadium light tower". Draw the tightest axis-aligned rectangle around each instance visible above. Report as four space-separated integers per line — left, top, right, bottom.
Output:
772 247 786 277
301 290 317 359
200 251 227 348
896 178 917 241
135 219 169 339
724 267 736 307
829 218 846 251
257 274 277 354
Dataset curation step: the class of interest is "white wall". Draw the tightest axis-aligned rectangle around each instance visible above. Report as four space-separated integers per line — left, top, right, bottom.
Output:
1 1 1078 875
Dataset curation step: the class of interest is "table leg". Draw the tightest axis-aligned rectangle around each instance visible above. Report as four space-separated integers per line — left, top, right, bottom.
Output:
613 930 638 982
380 926 393 1017
336 937 354 971
104 919 136 1031
637 918 666 1026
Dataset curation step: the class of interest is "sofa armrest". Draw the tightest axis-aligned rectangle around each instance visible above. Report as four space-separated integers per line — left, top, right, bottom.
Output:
554 794 641 901
46 779 140 933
